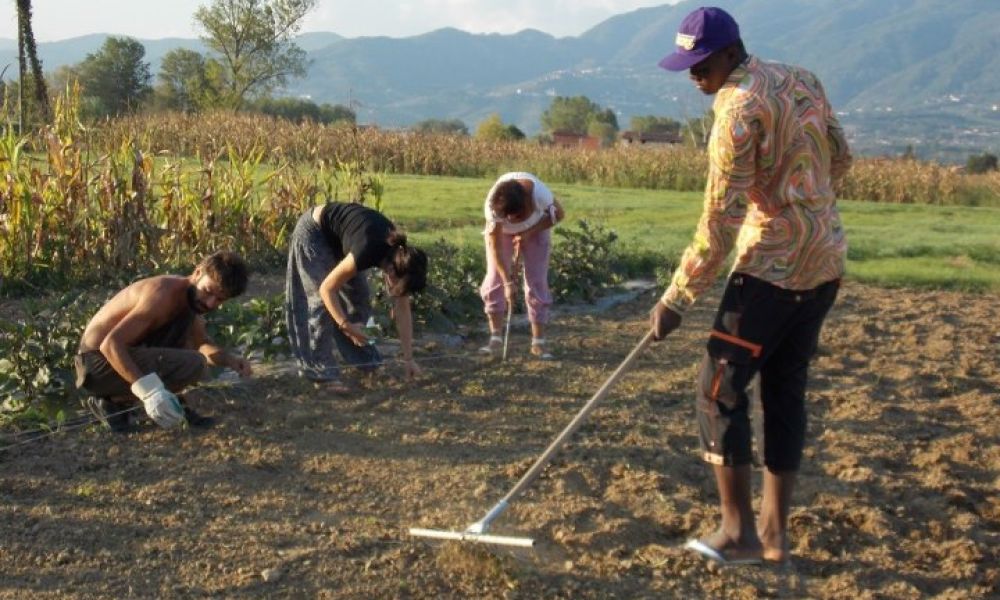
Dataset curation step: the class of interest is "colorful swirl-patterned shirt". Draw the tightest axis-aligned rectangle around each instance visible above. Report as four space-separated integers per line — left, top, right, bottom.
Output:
662 56 851 313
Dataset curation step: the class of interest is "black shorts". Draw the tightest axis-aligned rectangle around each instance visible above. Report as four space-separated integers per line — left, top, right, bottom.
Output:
695 273 839 470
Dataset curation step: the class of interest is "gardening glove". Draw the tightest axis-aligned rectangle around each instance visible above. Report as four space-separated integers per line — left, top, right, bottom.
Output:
649 301 682 341
131 372 185 429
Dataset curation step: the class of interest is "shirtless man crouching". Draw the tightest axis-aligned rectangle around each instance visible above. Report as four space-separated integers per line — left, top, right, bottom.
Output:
75 251 252 432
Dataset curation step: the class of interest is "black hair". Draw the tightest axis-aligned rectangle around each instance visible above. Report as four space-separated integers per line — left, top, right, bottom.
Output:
489 179 528 218
198 250 249 298
385 231 427 296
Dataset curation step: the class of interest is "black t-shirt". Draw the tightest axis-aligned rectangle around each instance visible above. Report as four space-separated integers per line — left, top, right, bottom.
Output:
319 202 395 271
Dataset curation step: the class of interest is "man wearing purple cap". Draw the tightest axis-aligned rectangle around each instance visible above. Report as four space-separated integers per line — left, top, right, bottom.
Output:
649 6 851 565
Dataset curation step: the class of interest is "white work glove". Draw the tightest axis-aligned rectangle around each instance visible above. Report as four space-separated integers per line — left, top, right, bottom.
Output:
131 373 185 429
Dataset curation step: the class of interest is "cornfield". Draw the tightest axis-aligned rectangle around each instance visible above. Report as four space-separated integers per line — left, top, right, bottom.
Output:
0 90 341 289
1 88 996 292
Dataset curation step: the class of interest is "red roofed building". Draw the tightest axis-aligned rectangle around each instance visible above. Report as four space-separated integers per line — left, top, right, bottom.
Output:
551 131 601 150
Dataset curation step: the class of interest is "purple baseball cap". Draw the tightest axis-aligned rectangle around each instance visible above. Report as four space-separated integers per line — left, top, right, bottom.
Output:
658 6 741 72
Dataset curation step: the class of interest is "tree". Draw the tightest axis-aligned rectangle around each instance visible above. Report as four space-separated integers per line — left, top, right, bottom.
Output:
317 103 356 124
540 95 617 136
475 113 523 142
15 0 49 127
412 118 468 136
194 0 317 110
47 65 80 97
683 109 715 148
251 96 355 124
156 48 211 112
587 120 617 147
630 115 681 135
966 152 998 174
76 36 152 117
504 124 526 140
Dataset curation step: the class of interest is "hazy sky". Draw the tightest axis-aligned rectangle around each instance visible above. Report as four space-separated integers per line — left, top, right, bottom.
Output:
0 1 679 42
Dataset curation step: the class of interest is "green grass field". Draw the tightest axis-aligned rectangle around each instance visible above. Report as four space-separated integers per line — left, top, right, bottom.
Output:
380 174 1000 292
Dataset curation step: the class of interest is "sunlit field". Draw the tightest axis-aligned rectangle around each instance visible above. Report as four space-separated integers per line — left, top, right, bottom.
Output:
381 174 1000 292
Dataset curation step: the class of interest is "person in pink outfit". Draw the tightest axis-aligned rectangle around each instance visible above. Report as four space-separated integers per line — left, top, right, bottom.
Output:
479 172 565 359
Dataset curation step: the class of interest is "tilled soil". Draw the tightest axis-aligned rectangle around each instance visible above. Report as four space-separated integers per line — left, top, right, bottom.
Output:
1 281 998 599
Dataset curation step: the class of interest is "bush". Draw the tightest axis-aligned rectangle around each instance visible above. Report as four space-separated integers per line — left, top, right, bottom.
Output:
550 220 620 302
209 294 289 360
251 97 356 125
384 224 627 332
412 118 468 136
407 239 485 331
966 152 998 174
0 292 99 425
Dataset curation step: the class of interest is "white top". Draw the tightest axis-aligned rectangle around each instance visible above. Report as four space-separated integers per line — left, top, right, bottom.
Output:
483 172 556 235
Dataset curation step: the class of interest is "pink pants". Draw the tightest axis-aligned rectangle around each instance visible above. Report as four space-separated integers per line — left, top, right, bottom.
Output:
480 229 552 324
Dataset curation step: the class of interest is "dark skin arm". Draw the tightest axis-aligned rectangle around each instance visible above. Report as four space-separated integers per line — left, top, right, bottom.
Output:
649 301 683 341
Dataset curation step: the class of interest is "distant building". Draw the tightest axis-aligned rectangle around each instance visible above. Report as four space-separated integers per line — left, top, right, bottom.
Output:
619 130 683 146
551 131 601 150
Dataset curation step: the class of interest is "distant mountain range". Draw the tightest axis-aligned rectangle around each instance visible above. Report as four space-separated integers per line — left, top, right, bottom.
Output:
2 0 997 162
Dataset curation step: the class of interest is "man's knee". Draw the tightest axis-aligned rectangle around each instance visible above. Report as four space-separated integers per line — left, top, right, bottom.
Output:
696 354 755 466
161 352 207 392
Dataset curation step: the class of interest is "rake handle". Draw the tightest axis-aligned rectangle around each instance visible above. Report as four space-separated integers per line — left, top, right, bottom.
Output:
480 329 655 529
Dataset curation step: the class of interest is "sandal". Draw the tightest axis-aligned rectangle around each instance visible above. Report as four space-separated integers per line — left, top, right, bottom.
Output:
478 335 503 356
530 338 555 361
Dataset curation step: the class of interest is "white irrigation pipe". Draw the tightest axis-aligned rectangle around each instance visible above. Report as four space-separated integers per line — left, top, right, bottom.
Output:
409 329 655 547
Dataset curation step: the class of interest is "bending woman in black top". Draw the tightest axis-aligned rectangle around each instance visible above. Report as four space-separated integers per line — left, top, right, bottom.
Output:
285 202 428 392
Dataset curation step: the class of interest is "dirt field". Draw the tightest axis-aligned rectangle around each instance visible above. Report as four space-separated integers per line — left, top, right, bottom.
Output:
1 280 998 599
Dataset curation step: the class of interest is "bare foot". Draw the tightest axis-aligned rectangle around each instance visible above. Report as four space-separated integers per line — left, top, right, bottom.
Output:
757 528 790 564
530 342 555 360
697 529 763 563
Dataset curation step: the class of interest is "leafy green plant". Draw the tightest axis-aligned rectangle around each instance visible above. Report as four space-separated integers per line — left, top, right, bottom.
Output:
550 220 620 302
209 293 288 360
387 238 484 332
0 292 99 421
